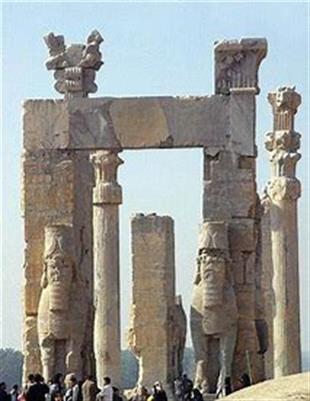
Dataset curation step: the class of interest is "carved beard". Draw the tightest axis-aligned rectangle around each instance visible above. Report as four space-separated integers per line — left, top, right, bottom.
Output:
47 259 72 312
201 256 225 308
50 284 70 312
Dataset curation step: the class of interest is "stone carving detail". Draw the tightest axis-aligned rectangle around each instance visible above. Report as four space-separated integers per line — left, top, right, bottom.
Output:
44 30 103 98
191 222 238 396
90 150 123 204
214 38 267 95
37 224 87 379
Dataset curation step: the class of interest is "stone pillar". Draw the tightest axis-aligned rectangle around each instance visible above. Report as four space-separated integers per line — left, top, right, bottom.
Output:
260 193 274 379
265 86 302 377
21 136 94 381
90 150 123 388
195 39 267 387
128 214 186 392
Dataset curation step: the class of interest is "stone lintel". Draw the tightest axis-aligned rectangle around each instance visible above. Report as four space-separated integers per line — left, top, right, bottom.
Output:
23 94 258 154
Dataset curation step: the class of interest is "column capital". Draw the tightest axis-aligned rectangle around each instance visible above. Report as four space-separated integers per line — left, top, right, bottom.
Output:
268 86 301 131
267 176 301 202
265 87 302 179
90 150 123 205
214 38 267 95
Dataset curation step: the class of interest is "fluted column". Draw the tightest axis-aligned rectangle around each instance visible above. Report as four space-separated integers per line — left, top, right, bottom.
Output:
90 150 123 388
265 86 302 377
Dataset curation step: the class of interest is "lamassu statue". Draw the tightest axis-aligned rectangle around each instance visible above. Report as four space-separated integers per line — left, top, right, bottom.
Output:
37 224 88 379
190 222 238 397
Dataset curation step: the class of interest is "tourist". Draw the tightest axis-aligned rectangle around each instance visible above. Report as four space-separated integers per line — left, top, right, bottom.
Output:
53 394 63 401
26 376 35 390
152 382 167 401
130 386 148 401
17 388 27 401
10 385 19 401
173 377 183 401
64 375 79 401
82 376 98 401
25 374 49 401
50 374 64 401
112 387 122 401
181 375 193 401
96 378 113 401
239 373 251 388
190 389 202 401
0 382 10 401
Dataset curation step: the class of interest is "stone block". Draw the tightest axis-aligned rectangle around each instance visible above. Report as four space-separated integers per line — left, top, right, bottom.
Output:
23 96 232 151
229 219 255 251
229 92 256 156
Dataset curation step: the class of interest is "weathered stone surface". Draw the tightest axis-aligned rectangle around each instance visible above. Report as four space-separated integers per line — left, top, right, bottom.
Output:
21 149 94 380
38 225 88 379
128 214 186 391
259 194 274 379
229 92 256 156
214 38 267 95
21 35 270 387
23 96 232 152
202 146 263 386
91 150 123 388
265 87 302 377
191 222 238 397
44 30 103 98
22 316 41 383
222 372 310 400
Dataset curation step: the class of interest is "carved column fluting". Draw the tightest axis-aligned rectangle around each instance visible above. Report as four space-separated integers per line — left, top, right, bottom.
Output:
90 150 123 388
265 87 302 377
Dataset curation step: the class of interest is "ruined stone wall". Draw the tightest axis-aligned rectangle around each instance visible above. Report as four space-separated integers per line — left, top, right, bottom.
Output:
128 214 186 390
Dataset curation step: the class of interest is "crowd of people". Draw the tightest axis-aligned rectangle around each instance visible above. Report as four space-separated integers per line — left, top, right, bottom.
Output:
0 372 251 401
0 374 119 401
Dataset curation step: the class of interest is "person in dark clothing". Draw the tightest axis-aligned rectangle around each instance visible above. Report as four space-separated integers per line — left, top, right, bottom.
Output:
224 377 232 396
26 375 49 401
10 385 19 401
181 375 193 401
27 377 35 390
152 383 167 401
239 373 251 388
112 388 122 401
0 382 10 401
191 389 202 401
50 374 64 401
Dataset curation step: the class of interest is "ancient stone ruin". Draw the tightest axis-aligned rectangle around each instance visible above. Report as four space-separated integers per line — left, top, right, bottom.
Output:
21 31 302 398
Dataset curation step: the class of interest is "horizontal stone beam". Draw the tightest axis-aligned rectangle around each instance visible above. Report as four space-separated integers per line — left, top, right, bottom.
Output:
23 94 255 155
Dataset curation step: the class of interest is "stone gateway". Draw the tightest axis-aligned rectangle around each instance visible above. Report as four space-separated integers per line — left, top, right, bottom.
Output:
21 31 302 397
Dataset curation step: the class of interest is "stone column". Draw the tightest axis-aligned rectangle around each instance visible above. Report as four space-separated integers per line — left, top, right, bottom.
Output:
265 87 302 377
90 150 123 388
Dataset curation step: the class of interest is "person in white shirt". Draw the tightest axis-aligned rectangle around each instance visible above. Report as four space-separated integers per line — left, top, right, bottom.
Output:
96 378 113 401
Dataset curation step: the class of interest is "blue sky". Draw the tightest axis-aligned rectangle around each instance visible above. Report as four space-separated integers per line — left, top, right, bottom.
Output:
1 1 309 357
